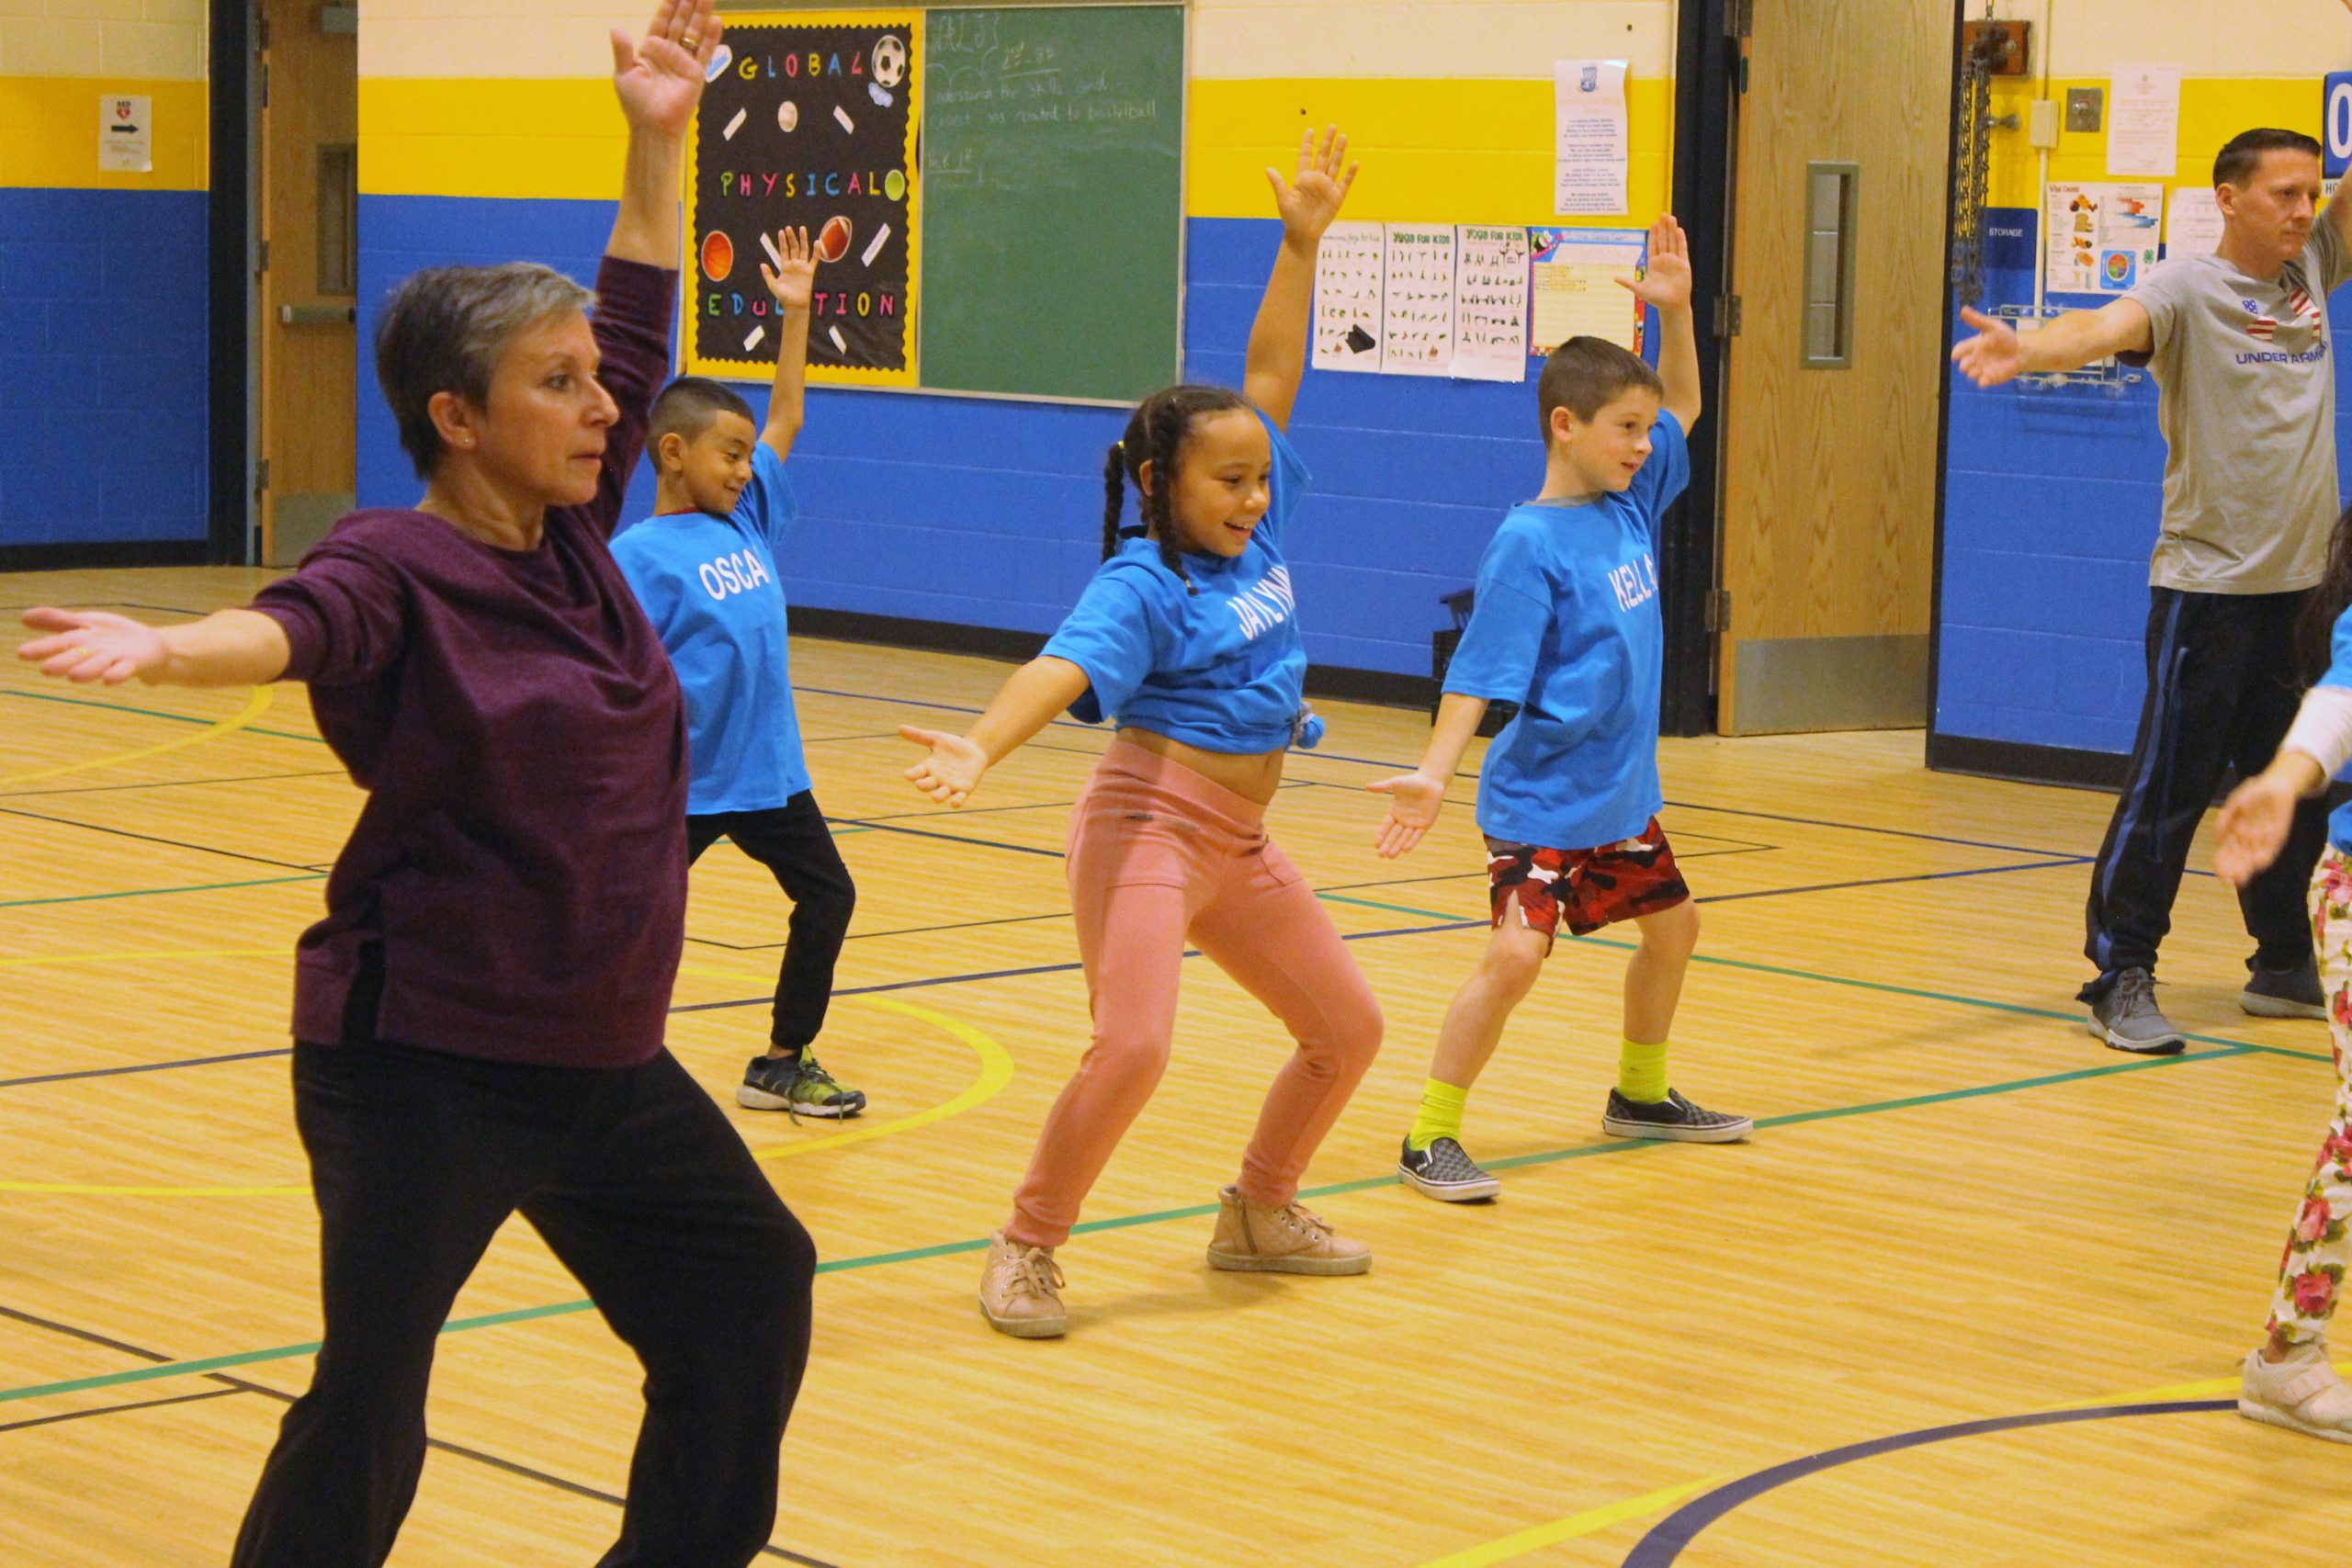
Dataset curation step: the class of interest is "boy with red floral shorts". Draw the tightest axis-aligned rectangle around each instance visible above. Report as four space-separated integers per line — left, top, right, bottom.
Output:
1368 215 1750 1201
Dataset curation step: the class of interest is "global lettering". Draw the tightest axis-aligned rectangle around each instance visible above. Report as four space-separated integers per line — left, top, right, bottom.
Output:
736 50 865 80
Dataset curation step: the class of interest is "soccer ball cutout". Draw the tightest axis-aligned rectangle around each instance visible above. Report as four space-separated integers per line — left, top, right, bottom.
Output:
872 35 907 89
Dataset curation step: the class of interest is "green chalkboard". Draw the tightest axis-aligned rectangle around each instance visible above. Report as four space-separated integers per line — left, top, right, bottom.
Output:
920 5 1184 402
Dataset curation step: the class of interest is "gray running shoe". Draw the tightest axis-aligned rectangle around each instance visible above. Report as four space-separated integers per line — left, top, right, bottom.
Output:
2086 966 2186 1055
1397 1135 1501 1201
2243 958 2327 1021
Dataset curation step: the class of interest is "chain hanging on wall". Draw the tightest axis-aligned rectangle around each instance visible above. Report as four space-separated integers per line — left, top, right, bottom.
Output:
1949 24 2012 308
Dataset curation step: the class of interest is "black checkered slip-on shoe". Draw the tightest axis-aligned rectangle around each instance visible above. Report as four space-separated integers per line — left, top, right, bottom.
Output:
1601 1088 1752 1144
1396 1134 1501 1201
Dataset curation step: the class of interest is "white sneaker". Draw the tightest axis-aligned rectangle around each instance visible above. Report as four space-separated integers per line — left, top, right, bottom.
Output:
2239 1341 2352 1443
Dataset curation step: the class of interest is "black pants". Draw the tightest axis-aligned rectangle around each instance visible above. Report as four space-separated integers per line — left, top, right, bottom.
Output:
688 791 856 1053
231 1041 816 1568
2082 585 2331 998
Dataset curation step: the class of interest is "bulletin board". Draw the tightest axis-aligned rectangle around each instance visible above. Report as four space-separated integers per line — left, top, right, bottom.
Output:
685 11 923 387
682 4 1184 404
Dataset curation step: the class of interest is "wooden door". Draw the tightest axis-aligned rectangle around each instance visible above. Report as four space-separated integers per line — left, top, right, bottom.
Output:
1714 0 1952 733
258 0 357 567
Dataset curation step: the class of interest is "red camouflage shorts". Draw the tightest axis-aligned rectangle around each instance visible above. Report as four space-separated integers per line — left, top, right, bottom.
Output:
1485 818 1690 942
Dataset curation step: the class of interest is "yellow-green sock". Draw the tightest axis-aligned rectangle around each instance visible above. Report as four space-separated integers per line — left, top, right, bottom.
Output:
1407 1078 1469 1151
1618 1038 1669 1104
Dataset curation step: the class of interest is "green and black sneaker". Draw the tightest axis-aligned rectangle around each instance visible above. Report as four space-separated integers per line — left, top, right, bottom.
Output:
738 1052 867 1118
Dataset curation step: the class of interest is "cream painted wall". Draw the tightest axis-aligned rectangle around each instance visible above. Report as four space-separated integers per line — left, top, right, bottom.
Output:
0 0 207 79
1984 0 2350 77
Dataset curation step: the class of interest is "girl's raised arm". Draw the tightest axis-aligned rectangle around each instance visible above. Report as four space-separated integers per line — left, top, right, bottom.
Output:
1244 126 1357 432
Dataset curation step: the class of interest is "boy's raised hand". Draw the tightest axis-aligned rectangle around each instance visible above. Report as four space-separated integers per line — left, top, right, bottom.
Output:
1365 769 1446 860
1617 213 1693 310
760 226 818 312
1265 125 1358 247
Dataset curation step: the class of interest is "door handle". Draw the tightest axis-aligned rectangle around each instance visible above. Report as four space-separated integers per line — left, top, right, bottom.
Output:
278 304 356 325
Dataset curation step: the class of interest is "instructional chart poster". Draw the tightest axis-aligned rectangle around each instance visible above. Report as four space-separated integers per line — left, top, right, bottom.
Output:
1528 226 1646 356
686 11 921 386
1453 224 1531 382
1380 224 1457 377
1311 220 1385 372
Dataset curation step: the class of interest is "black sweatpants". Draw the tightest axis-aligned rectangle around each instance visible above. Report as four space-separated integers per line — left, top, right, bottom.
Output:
688 790 856 1053
2082 585 2331 998
231 1040 816 1568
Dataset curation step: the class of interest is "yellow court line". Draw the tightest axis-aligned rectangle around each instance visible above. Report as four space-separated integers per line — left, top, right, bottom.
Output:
1415 1474 1733 1568
0 686 273 787
0 965 1010 1196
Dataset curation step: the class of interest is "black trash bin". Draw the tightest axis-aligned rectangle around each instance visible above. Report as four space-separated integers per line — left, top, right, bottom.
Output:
1431 587 1517 737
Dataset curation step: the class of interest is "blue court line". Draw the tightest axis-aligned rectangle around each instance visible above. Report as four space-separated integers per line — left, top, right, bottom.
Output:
1619 1398 2236 1565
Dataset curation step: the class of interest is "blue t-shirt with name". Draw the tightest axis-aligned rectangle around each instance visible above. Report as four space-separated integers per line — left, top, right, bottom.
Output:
1041 409 1311 754
610 444 811 815
1442 410 1690 851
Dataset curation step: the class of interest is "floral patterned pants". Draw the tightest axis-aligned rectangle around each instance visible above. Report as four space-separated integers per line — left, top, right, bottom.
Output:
2268 850 2352 1343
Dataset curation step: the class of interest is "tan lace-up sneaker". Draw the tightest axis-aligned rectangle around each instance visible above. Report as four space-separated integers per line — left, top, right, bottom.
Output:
1205 1186 1371 1276
978 1231 1068 1338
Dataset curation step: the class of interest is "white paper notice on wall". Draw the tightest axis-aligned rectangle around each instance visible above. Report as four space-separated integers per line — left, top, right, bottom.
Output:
1311 220 1385 373
1380 225 1457 377
2107 63 2182 178
98 93 153 174
1452 225 1531 382
1527 226 1646 357
2163 186 2223 257
1554 60 1629 216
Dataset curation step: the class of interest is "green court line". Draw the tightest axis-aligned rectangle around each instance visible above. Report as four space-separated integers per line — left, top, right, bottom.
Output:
1317 892 2335 1066
0 874 328 910
0 687 322 745
0 1036 2294 1408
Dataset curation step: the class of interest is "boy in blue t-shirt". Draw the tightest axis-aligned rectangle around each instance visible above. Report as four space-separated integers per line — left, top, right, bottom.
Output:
612 226 865 1117
1368 214 1748 1201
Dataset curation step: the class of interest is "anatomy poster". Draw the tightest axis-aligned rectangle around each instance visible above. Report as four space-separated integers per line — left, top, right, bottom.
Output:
686 12 921 385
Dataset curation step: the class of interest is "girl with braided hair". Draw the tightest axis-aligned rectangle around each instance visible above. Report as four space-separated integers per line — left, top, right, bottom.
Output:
899 127 1381 1338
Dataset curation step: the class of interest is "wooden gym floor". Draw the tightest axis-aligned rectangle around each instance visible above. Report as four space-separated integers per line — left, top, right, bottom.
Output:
5 566 2350 1566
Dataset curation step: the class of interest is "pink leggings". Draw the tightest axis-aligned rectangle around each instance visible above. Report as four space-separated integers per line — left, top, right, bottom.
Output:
1007 740 1385 1248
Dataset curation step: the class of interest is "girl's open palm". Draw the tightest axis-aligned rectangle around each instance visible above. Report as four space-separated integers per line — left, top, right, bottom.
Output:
899 726 988 808
1266 125 1358 244
2215 773 2300 888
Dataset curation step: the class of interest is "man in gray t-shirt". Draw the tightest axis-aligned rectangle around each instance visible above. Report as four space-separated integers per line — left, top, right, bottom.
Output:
1953 129 2347 1054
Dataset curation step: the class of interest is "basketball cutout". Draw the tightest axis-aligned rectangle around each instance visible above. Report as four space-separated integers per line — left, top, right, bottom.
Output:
816 215 853 264
701 230 734 283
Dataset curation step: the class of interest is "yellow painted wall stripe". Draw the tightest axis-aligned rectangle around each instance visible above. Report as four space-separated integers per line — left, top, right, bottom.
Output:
360 73 1675 224
1986 76 2323 212
0 77 209 192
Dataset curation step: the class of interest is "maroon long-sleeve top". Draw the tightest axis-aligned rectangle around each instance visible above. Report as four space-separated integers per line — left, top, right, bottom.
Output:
250 257 687 1067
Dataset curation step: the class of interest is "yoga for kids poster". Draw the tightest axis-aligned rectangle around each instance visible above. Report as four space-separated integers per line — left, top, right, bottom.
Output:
686 10 922 386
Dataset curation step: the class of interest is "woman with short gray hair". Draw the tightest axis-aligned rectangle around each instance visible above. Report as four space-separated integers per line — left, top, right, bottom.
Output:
17 3 816 1563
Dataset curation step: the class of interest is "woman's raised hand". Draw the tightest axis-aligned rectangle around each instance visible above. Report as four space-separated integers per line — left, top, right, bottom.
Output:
611 0 722 141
